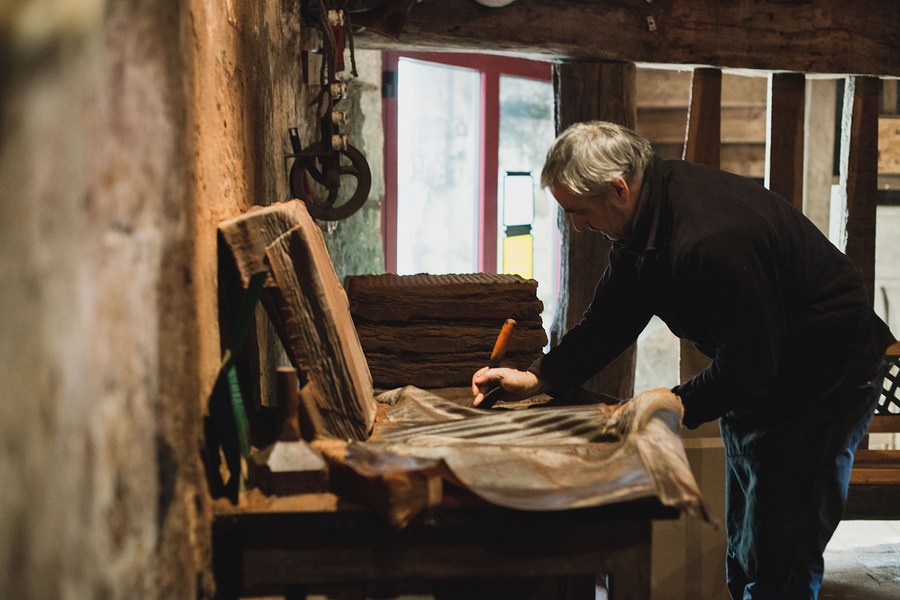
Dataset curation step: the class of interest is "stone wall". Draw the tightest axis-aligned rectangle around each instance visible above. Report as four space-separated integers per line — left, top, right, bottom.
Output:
0 1 382 597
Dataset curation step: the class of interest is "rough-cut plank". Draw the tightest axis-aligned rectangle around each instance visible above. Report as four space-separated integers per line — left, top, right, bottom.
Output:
220 201 376 440
356 322 547 355
346 273 543 323
219 203 309 287
265 229 375 440
353 0 900 77
346 272 547 390
551 60 637 401
765 72 806 211
835 76 880 302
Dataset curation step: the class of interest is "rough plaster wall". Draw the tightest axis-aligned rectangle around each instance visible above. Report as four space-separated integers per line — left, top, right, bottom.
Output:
180 0 307 594
0 0 318 597
320 49 386 282
0 1 189 597
188 0 310 407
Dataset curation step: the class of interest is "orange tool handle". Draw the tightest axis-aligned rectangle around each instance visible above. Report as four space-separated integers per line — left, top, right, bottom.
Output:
489 318 517 368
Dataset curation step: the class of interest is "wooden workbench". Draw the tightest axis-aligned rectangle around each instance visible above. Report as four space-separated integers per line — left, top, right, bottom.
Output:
214 203 703 599
212 491 678 600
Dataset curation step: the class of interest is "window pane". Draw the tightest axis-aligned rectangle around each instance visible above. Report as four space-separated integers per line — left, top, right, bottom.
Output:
498 75 557 333
502 172 535 226
396 59 480 275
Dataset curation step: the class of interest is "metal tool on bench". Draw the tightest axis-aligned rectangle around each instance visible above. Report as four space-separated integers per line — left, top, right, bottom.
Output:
478 318 517 410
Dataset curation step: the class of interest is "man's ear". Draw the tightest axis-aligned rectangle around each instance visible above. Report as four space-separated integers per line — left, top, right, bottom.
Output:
609 177 628 200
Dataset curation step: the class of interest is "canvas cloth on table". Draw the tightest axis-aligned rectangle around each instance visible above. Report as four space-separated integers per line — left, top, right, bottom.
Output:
346 386 710 520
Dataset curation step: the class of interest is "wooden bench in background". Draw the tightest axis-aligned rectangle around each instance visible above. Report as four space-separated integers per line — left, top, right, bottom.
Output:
845 341 900 519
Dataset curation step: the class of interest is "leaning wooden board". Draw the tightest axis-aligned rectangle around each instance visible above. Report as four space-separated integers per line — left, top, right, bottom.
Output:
219 201 376 440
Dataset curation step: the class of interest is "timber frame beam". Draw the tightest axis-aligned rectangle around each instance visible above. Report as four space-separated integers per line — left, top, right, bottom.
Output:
354 0 900 77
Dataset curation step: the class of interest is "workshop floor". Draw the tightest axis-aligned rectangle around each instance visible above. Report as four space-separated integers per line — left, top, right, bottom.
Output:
820 520 900 599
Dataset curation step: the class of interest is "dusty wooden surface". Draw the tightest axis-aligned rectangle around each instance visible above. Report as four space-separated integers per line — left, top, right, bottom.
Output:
353 0 900 76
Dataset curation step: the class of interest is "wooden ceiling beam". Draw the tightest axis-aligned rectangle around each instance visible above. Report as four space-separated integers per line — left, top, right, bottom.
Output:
353 0 900 76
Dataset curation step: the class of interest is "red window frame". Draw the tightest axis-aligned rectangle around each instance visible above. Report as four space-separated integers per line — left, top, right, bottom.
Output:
381 51 552 274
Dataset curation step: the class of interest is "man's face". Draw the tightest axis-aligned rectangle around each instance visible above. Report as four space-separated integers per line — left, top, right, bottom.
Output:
551 180 638 240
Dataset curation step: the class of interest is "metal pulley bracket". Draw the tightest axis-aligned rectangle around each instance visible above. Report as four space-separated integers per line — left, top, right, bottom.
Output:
290 0 372 221
289 139 372 221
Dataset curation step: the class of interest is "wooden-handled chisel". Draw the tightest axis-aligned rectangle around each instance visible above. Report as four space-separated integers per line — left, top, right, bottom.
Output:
479 318 516 409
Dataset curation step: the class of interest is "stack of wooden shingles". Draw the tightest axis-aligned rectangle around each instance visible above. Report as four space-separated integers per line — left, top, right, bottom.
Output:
345 273 548 389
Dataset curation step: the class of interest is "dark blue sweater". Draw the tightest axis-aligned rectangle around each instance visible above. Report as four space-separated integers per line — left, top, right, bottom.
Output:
531 156 895 428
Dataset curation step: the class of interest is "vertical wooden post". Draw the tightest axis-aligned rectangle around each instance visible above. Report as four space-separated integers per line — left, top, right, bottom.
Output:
551 60 637 400
683 68 721 167
835 76 880 303
766 72 806 211
680 68 721 385
673 70 728 600
803 78 838 235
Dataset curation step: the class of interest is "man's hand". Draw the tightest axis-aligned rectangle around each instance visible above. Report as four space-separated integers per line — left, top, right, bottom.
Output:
471 367 546 407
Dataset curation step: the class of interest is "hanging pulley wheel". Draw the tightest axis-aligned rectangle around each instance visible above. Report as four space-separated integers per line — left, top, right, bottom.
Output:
290 141 372 221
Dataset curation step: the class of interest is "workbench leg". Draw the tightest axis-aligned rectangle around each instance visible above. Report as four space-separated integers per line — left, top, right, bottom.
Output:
212 523 242 600
605 528 652 600
284 585 308 600
558 575 596 600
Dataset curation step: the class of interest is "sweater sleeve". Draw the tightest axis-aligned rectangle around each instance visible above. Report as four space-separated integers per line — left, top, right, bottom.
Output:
529 249 653 401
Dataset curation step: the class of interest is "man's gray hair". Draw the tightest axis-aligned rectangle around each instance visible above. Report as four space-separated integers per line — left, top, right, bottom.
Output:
540 121 653 200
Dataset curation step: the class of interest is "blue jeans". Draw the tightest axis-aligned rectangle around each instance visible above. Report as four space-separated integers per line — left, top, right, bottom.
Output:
721 366 885 600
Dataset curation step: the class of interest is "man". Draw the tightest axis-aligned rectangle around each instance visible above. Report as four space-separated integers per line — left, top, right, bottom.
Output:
471 121 895 599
